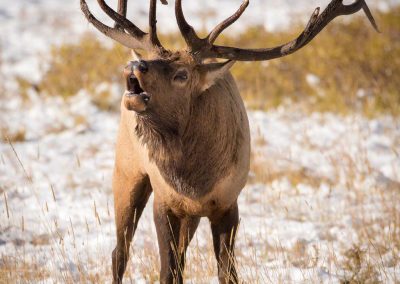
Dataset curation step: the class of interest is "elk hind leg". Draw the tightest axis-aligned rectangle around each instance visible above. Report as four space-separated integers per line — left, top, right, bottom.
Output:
178 216 200 274
153 200 200 284
210 202 239 284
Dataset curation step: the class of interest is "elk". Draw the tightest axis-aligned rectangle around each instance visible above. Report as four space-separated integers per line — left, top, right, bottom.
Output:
80 0 378 283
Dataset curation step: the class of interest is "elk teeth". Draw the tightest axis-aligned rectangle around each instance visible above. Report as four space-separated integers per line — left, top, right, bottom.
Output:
125 91 135 97
124 91 149 99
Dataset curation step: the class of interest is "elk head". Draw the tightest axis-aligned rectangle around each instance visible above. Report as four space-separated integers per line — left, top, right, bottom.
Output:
121 52 234 122
81 0 379 123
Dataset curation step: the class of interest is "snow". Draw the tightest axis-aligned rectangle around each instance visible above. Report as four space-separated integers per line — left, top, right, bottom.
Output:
1 0 400 282
1 93 399 282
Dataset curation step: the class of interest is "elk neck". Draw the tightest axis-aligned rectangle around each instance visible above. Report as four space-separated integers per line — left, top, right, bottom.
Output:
135 74 245 198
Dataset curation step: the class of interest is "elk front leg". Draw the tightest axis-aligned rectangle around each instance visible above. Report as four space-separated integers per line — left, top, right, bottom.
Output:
153 200 199 284
210 202 239 284
112 171 152 284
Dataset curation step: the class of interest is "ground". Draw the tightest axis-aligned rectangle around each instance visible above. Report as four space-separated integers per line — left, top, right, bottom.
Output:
1 0 399 283
1 93 399 282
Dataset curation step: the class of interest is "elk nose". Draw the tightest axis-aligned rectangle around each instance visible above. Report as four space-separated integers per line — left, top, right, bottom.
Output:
136 61 148 74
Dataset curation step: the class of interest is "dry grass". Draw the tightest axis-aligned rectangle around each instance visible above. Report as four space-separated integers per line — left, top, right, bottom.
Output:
0 129 26 143
0 256 51 283
1 114 399 283
224 7 400 116
246 115 400 283
17 6 400 117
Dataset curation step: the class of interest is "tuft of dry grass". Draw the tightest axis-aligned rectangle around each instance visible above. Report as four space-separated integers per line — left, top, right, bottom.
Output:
0 129 26 143
0 256 51 283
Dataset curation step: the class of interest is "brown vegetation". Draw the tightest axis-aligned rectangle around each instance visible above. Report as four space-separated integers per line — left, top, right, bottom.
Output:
222 6 400 115
32 6 400 116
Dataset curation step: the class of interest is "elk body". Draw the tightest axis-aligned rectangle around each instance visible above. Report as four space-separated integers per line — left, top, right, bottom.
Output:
80 0 378 283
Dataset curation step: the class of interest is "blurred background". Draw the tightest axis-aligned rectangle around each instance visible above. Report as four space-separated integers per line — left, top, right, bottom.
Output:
0 0 399 117
0 0 399 282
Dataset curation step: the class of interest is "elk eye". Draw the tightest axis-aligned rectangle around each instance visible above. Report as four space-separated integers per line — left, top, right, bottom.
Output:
173 70 188 82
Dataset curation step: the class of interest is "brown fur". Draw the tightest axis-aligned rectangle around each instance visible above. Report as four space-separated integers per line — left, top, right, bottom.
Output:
136 73 245 198
112 52 250 284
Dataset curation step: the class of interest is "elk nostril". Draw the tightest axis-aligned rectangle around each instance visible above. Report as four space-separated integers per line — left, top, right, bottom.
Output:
138 61 148 73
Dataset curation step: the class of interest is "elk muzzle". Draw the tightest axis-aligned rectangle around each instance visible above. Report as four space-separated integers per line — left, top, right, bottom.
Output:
123 61 151 113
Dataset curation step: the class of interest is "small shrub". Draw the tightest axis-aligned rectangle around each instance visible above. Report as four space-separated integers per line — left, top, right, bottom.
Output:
341 246 380 283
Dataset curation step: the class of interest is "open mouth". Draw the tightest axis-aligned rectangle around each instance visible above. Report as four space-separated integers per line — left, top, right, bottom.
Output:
124 74 151 112
128 75 143 94
126 75 149 100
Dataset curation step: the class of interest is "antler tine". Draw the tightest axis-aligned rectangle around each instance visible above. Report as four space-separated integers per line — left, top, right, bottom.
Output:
197 0 379 61
97 0 146 38
343 0 379 32
81 0 147 49
297 0 379 43
175 0 204 51
207 0 250 44
81 0 169 52
114 0 127 29
284 0 380 48
149 0 166 49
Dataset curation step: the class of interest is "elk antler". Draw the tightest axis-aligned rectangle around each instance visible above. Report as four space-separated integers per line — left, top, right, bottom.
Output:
80 0 166 52
175 0 379 61
114 0 128 30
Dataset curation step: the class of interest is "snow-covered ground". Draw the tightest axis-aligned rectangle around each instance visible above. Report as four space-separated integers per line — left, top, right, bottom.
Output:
1 0 400 283
1 93 399 282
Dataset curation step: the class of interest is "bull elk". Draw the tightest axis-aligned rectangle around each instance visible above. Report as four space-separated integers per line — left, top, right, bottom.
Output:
80 0 378 283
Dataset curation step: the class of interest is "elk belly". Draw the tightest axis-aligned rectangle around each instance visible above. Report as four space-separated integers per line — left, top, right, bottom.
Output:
149 163 245 218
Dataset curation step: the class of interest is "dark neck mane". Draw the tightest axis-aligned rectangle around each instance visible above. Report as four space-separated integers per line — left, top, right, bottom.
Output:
136 76 244 198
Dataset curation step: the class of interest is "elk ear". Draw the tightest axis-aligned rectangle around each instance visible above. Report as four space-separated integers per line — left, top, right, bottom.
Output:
131 49 142 61
199 60 235 92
